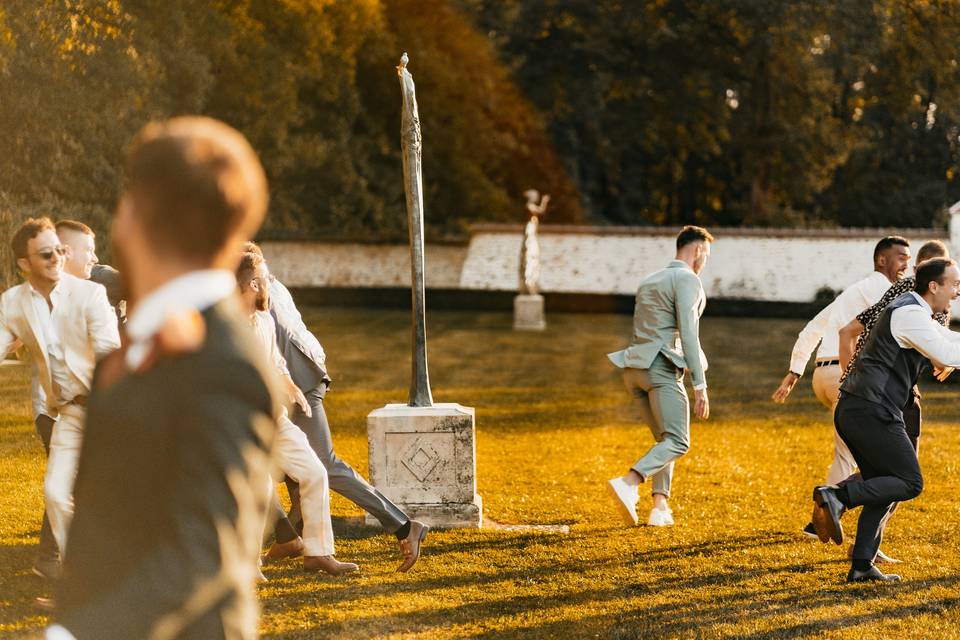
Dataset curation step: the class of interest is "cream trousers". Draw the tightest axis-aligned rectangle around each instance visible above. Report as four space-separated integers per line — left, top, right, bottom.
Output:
44 404 85 555
812 364 856 485
273 414 334 556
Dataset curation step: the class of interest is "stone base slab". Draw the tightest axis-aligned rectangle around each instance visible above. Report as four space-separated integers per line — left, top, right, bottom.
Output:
514 294 546 331
367 403 482 529
365 496 483 529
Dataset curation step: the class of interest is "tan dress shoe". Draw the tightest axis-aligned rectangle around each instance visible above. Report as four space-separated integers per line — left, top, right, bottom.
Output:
303 555 359 575
264 537 305 563
397 520 430 573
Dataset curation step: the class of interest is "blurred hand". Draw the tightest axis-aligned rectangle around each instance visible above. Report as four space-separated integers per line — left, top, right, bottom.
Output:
694 388 710 420
286 379 312 417
772 372 800 404
934 366 954 382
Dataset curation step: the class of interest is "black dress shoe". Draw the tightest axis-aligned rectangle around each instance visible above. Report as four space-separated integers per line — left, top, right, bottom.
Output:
812 486 844 545
31 556 62 581
847 565 901 582
801 522 818 540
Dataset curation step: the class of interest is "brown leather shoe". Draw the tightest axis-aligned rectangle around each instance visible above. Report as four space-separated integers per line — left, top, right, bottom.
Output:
303 555 359 575
264 537 305 563
396 520 430 573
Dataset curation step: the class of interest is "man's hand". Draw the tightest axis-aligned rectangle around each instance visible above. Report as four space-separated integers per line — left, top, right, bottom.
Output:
934 366 955 382
694 388 710 420
772 372 801 404
285 377 312 418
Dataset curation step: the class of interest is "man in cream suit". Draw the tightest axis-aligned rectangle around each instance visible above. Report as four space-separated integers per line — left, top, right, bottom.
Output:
607 225 713 527
0 217 120 554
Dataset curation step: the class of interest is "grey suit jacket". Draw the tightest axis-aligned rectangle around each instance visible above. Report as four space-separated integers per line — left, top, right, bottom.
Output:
271 308 331 394
608 260 708 387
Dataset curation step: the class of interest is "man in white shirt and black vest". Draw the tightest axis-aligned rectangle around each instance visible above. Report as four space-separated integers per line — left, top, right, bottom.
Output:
772 236 910 539
812 257 960 582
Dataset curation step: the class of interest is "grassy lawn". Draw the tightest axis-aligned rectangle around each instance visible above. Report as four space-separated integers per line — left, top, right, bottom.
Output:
2 308 960 638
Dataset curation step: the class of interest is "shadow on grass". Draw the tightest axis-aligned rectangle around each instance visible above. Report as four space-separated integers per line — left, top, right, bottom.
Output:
0 540 50 632
262 520 960 640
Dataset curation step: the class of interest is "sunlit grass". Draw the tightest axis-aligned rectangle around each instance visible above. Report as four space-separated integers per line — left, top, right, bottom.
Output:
2 309 959 638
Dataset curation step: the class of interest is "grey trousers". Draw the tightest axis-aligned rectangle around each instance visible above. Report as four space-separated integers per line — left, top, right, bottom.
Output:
624 354 691 498
285 385 407 534
35 414 59 562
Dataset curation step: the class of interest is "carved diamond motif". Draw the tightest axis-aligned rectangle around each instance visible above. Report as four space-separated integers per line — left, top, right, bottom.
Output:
401 441 442 482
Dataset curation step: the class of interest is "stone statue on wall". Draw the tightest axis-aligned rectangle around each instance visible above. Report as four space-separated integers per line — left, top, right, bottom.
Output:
519 189 550 295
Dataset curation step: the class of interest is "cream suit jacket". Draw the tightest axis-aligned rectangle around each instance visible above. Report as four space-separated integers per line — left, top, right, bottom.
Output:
0 274 120 414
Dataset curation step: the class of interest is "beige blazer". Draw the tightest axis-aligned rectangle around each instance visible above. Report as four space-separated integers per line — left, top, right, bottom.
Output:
608 260 708 387
0 274 120 414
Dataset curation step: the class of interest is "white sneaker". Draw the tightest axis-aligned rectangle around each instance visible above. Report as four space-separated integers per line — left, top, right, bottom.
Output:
647 506 674 527
607 477 639 526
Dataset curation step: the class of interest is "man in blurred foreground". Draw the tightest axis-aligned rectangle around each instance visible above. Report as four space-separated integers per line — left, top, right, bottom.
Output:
50 116 279 639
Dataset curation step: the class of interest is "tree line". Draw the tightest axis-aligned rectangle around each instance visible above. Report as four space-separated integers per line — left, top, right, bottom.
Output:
3 1 960 287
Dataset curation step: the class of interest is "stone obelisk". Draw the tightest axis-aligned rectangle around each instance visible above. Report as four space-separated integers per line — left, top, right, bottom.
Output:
365 54 482 528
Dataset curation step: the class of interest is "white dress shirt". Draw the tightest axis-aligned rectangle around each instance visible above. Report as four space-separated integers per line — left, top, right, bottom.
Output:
125 270 236 370
890 292 960 367
29 284 85 405
252 310 290 377
789 271 892 374
265 268 326 366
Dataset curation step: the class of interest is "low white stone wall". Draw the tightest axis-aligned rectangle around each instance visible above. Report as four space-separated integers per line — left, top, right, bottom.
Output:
262 220 956 305
458 225 951 303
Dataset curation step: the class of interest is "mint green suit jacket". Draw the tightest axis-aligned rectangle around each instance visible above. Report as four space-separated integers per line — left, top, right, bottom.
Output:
608 260 708 388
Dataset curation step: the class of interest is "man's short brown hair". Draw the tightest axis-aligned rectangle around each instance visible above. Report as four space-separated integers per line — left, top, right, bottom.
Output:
11 217 56 260
55 220 95 237
242 241 263 257
124 116 268 263
916 240 948 264
915 257 957 295
236 251 263 290
676 225 714 250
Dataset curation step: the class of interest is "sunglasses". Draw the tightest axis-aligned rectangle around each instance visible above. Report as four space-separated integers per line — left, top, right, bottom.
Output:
32 246 67 261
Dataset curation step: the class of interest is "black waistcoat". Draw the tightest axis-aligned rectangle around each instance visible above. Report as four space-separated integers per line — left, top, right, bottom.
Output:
841 292 930 416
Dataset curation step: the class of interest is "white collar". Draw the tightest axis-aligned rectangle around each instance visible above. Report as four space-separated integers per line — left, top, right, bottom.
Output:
27 276 66 301
868 270 893 284
125 270 235 369
909 291 934 315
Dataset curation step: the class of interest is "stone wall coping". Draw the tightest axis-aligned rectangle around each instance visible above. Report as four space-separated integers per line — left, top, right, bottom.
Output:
468 223 948 240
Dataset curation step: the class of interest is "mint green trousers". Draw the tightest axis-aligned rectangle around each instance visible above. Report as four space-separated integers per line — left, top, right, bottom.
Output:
623 354 691 498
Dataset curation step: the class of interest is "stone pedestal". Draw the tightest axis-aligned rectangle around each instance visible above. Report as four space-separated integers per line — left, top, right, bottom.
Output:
366 403 482 528
513 294 546 331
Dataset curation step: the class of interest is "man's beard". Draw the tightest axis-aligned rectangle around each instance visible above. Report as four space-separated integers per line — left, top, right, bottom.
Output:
255 289 269 312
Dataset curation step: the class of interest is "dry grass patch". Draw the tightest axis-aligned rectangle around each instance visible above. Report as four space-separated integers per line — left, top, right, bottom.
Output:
1 309 959 638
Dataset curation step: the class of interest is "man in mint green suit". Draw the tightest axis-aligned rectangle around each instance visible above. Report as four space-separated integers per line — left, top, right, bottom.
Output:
607 226 713 527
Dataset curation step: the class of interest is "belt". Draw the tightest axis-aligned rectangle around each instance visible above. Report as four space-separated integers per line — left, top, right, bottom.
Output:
66 395 88 407
816 360 840 368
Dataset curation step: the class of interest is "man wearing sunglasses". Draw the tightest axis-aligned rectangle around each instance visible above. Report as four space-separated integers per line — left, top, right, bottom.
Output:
0 217 120 564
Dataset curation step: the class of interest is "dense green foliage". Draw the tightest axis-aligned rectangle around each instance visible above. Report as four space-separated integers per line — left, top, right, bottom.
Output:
461 0 960 228
3 0 960 287
0 0 579 288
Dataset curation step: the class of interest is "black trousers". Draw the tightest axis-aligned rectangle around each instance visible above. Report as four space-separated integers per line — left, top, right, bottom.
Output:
35 414 59 561
835 394 924 562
